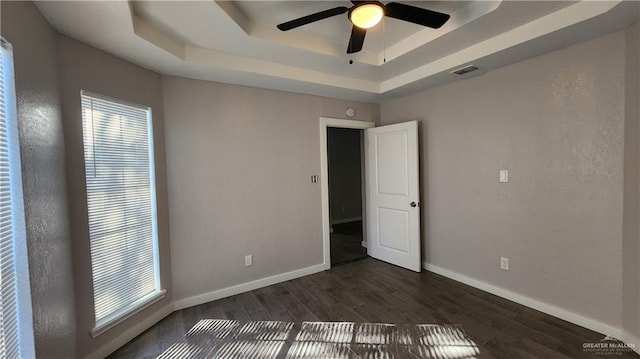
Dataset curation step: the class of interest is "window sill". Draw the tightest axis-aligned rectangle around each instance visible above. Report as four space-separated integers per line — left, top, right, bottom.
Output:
91 289 166 338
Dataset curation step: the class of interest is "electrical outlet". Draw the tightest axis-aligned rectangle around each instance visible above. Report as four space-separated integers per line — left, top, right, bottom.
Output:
245 255 253 267
500 257 509 270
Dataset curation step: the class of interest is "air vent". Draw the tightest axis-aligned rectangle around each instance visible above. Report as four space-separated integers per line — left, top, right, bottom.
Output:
451 65 479 76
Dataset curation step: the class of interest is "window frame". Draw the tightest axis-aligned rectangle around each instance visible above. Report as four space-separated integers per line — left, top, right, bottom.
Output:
79 90 165 337
0 36 36 359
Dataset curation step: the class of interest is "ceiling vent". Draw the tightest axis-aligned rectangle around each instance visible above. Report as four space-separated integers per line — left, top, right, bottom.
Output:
451 65 479 76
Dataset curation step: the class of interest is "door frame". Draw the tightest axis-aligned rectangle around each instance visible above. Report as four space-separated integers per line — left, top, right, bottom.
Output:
320 117 375 269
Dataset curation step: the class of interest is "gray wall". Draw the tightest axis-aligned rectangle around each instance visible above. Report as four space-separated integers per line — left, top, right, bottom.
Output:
0 2 76 358
328 128 362 223
56 35 173 358
380 30 626 328
623 22 640 340
4 0 638 355
162 76 379 302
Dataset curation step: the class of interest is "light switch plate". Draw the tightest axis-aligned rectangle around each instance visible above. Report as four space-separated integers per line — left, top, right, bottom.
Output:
499 170 509 183
500 257 509 270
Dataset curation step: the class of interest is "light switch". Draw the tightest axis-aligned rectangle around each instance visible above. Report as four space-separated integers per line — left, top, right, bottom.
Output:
499 170 509 183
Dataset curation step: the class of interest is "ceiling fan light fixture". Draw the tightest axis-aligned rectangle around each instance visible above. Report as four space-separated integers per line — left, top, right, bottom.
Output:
349 3 384 29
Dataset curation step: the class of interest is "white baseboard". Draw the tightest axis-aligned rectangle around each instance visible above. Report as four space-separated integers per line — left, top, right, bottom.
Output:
85 302 174 359
85 263 329 358
620 330 640 355
331 216 362 225
174 263 327 310
423 262 623 340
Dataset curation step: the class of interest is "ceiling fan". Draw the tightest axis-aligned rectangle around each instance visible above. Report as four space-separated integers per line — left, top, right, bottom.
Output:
276 1 450 54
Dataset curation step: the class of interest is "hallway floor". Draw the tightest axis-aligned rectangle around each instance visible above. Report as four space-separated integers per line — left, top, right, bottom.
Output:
330 220 367 266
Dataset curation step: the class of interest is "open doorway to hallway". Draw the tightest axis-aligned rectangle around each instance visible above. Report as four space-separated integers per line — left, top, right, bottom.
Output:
327 127 367 266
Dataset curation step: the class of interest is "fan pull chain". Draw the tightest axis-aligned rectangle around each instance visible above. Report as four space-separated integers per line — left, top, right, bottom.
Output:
383 16 387 63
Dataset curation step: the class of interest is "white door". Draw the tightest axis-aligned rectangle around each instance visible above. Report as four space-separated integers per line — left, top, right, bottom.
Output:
365 121 421 272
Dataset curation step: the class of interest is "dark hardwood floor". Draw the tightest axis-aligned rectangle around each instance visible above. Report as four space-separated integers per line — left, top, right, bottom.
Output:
109 259 639 358
330 221 367 266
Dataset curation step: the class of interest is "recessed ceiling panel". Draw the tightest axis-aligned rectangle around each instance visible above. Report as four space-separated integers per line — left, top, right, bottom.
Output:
34 0 638 103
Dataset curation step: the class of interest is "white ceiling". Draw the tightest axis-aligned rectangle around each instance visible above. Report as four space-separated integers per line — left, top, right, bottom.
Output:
35 0 639 103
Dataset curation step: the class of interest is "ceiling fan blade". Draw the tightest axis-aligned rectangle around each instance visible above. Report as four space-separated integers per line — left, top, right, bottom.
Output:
277 7 349 31
347 26 366 54
384 2 450 29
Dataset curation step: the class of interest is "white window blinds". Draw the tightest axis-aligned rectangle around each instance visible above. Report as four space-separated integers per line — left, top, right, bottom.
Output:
81 91 163 334
0 38 35 359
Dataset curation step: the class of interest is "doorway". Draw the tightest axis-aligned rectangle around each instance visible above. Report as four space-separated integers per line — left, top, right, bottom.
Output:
320 118 422 272
327 127 366 266
319 118 375 269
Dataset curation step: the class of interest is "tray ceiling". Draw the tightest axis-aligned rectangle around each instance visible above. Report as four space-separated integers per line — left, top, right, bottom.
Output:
35 1 639 102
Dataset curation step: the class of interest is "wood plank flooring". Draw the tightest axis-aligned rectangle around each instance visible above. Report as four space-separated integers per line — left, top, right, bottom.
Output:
108 258 639 358
330 221 367 266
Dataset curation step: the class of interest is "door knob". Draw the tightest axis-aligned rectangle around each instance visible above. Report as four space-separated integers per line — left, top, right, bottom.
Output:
410 202 417 207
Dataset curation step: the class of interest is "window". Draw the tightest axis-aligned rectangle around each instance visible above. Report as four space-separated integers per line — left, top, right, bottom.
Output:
81 91 164 336
0 38 35 358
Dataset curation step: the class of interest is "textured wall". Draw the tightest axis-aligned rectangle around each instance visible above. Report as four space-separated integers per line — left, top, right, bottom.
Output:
637 17 640 340
623 22 640 340
162 76 379 301
56 35 173 358
380 31 625 328
328 128 363 223
0 2 76 358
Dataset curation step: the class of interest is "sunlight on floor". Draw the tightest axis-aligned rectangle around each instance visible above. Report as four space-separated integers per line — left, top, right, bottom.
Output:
156 319 481 358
